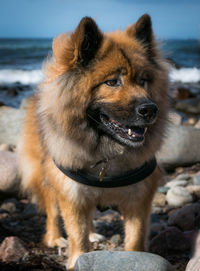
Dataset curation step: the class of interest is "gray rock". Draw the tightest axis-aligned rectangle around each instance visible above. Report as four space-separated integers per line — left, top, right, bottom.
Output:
176 174 191 181
157 186 169 194
74 251 174 271
168 202 200 231
0 151 20 194
156 124 200 170
185 257 200 271
149 227 190 256
166 186 193 207
175 97 200 114
165 179 188 188
193 174 200 186
0 106 26 145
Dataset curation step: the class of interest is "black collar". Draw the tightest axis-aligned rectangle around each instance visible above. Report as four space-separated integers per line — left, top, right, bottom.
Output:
53 157 157 188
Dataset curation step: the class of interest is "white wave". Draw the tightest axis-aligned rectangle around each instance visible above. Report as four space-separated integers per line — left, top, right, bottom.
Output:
0 67 200 85
0 69 43 85
170 67 200 83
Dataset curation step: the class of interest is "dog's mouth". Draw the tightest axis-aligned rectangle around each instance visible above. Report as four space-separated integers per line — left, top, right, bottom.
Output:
99 113 147 146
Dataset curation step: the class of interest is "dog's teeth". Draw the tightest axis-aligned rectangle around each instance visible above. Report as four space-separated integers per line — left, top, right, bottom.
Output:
132 134 136 138
128 129 132 136
144 127 148 134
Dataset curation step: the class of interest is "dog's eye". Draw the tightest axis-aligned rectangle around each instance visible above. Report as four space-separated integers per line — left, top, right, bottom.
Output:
105 78 121 87
139 79 148 90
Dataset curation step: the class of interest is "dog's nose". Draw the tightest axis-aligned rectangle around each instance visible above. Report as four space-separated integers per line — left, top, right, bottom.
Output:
136 102 158 121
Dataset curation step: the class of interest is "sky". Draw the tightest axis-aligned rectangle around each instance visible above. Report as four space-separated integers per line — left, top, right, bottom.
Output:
0 0 200 39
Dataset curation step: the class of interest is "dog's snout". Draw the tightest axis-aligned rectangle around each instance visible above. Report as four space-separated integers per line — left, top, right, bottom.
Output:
136 103 158 121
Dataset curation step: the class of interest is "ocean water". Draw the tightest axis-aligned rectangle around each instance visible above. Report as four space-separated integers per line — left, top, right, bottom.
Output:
0 38 199 86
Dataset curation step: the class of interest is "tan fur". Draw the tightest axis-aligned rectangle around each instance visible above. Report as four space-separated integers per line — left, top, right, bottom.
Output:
18 15 168 270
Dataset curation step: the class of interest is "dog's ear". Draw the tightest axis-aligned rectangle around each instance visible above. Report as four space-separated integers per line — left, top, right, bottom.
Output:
52 17 103 71
127 14 155 57
71 17 103 67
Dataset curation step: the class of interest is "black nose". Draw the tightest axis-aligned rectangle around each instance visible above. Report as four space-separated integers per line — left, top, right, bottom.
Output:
136 102 158 121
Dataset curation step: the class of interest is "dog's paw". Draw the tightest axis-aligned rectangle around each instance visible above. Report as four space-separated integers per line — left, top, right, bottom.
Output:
89 232 105 242
44 235 68 248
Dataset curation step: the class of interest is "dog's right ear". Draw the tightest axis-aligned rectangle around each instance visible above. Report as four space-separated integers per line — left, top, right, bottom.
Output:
53 17 103 70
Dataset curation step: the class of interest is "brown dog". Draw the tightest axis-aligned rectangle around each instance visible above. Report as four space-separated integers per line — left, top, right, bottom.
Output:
18 14 168 270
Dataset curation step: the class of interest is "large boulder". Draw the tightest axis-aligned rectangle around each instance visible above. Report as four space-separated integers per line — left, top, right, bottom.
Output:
0 106 25 145
156 124 200 170
74 251 174 271
0 151 20 195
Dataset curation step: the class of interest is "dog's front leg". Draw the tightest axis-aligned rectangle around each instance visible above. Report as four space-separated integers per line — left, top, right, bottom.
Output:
58 195 93 270
122 204 151 251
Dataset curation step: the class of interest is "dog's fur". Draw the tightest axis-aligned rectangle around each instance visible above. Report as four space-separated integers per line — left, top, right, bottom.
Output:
18 15 168 270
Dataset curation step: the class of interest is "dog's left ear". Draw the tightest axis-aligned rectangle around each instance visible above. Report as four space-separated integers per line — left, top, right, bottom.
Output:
71 17 103 67
127 14 155 57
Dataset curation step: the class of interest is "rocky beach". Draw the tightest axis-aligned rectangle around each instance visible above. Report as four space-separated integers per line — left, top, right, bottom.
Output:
0 38 200 270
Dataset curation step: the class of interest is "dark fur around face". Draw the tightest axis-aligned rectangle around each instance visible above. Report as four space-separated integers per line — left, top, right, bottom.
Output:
38 15 169 166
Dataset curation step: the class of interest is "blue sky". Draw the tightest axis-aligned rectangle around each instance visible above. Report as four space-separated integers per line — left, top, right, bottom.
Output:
1 0 200 39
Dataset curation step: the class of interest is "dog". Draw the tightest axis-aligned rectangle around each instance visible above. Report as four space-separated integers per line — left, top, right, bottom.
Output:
18 14 168 270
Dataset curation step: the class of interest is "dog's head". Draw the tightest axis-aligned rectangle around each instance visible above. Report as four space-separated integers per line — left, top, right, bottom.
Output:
41 15 168 156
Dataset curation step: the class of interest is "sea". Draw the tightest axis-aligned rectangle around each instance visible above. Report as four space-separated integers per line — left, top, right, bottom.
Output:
0 38 200 107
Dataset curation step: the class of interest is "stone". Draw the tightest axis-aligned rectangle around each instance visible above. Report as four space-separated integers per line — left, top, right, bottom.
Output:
165 179 188 188
168 202 200 231
22 203 37 219
0 151 20 194
187 185 200 198
173 87 193 100
185 257 200 271
0 106 26 145
74 251 174 271
149 227 190 257
152 192 166 207
156 124 200 170
176 173 191 180
175 97 200 114
193 173 200 186
168 111 182 125
110 234 121 246
195 119 200 129
0 236 28 262
0 198 20 214
150 222 166 237
0 144 14 152
157 186 169 194
166 186 193 207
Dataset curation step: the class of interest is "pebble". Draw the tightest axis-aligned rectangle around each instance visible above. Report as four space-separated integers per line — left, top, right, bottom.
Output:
74 251 174 271
0 236 28 262
166 186 193 207
168 202 200 231
0 198 20 214
110 234 121 246
176 173 191 180
165 179 188 188
187 185 200 198
192 173 200 186
168 111 182 125
22 203 37 219
153 193 166 207
157 186 169 194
